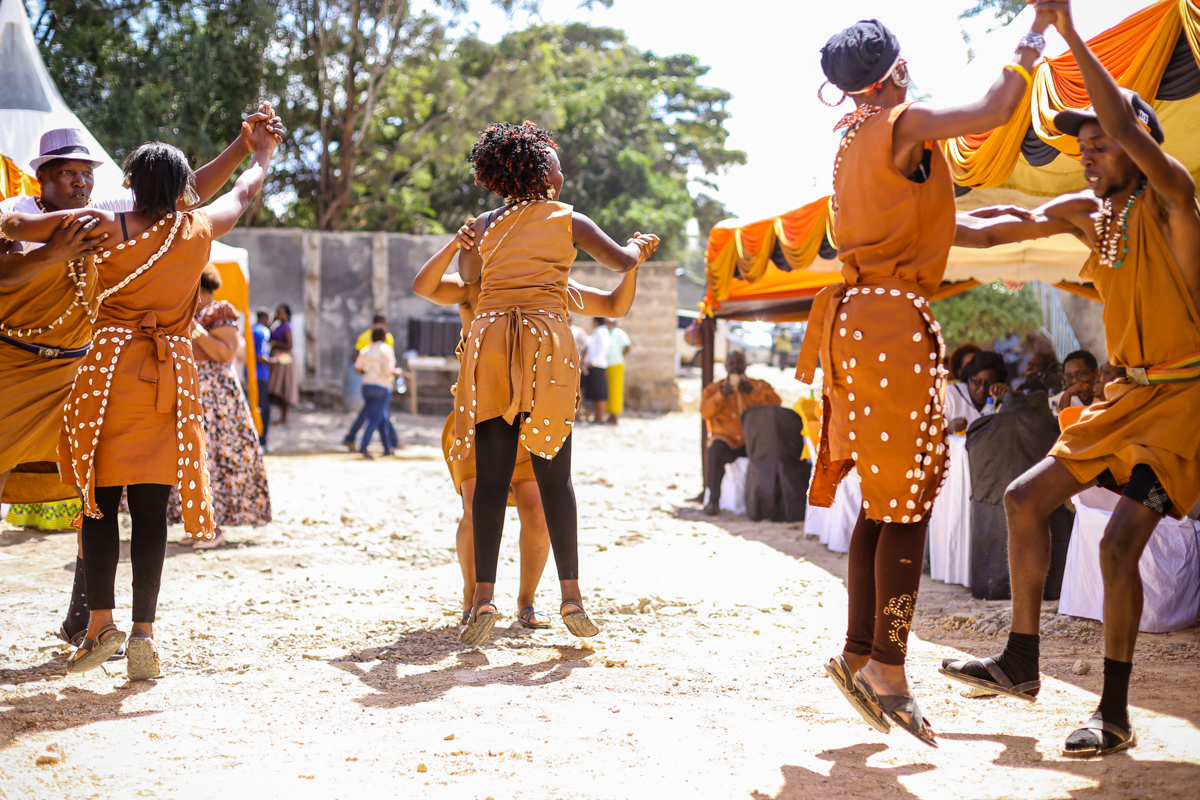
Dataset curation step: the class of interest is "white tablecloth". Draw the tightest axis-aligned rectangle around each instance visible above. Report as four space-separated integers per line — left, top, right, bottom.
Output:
1058 487 1200 633
928 435 972 587
803 468 860 553
718 457 750 516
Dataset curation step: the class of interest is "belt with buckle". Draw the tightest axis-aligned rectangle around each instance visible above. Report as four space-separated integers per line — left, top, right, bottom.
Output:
0 332 91 359
1126 349 1200 385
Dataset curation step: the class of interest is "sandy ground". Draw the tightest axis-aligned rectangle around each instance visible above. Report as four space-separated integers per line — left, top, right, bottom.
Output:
2 398 1199 799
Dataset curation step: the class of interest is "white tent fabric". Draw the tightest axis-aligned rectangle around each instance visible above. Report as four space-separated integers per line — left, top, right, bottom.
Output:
0 0 122 192
0 0 249 271
1059 487 1200 633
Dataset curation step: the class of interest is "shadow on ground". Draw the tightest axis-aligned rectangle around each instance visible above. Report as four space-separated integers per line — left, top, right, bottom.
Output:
0 681 158 749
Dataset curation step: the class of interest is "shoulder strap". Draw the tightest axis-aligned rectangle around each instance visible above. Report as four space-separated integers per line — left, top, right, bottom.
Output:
118 212 129 241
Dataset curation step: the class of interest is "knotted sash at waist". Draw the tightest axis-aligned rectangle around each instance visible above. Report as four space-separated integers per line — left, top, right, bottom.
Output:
452 304 578 462
61 318 216 538
795 277 933 386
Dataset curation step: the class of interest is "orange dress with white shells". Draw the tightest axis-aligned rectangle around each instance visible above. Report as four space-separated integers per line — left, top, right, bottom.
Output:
450 200 580 463
58 210 216 539
0 197 99 503
796 103 953 523
1050 186 1200 518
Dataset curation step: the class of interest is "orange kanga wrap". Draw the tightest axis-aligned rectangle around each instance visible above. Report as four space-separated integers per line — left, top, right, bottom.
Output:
796 105 954 523
0 196 97 503
1050 186 1200 518
945 0 1196 187
59 211 217 539
450 200 581 464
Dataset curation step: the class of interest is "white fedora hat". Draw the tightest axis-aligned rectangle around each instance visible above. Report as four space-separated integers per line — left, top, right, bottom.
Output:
29 128 106 171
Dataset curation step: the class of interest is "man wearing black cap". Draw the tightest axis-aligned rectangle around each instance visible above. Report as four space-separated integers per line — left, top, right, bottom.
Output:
948 0 1200 759
0 105 283 650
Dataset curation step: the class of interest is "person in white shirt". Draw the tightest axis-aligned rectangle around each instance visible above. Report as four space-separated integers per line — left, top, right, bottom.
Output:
1049 350 1099 415
353 329 403 458
604 318 631 423
584 316 610 422
946 351 1008 433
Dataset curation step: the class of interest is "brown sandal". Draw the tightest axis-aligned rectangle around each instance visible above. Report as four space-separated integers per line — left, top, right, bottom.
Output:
560 601 600 638
516 606 551 630
67 623 126 675
459 601 502 646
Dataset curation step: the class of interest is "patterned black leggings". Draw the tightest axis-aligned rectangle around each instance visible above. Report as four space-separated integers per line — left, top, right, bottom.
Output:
843 508 929 666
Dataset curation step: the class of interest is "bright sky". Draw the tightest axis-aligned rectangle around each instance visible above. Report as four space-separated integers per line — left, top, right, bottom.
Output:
461 0 1143 223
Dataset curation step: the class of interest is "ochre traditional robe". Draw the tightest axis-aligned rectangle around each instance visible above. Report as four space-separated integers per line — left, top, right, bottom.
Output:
1051 185 1200 517
797 103 953 523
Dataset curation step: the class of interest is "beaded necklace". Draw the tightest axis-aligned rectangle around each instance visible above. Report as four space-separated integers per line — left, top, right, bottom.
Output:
831 104 883 217
1093 177 1145 269
0 196 93 340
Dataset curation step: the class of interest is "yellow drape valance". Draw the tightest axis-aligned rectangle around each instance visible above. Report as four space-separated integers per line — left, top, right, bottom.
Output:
944 0 1200 191
0 154 40 201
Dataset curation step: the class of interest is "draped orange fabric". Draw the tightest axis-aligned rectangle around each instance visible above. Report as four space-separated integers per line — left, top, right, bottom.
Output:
0 155 40 201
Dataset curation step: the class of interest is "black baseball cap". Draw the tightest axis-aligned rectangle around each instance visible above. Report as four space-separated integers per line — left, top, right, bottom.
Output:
1054 89 1165 144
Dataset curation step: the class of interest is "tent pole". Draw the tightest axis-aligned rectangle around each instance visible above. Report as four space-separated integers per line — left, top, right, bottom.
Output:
699 316 715 488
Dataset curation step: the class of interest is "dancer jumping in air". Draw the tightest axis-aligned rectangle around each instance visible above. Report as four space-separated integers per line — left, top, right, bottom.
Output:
948 0 1200 758
447 121 658 645
804 8 1051 745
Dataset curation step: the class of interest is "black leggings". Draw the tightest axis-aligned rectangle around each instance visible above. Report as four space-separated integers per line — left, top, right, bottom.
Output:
81 484 171 623
473 417 578 583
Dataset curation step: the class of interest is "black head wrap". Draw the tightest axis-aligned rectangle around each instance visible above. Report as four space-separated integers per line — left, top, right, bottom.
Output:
820 20 901 94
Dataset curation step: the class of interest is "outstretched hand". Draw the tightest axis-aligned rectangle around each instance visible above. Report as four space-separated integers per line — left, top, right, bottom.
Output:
41 214 108 263
628 232 660 265
964 205 1038 221
1033 0 1074 35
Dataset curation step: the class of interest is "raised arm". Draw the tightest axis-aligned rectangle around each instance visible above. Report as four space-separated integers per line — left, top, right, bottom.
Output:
202 125 278 239
894 6 1051 156
184 102 285 210
568 266 640 317
572 214 658 274
412 231 474 305
954 194 1095 248
1040 0 1196 205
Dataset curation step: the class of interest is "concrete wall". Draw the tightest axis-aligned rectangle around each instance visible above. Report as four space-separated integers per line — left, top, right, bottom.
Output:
570 262 680 413
220 228 678 412
1055 288 1108 364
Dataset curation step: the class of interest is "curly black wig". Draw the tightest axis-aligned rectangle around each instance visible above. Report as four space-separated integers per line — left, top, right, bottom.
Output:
467 121 558 200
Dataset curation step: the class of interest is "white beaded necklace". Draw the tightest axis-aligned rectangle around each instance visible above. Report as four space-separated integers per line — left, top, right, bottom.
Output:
95 212 183 303
831 104 883 218
1093 178 1145 269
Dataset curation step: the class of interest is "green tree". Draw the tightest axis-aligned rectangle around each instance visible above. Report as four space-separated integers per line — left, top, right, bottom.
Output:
959 0 1026 26
932 281 1044 353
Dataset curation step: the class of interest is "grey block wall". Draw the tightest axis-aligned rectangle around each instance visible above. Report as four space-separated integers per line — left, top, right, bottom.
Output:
218 228 678 412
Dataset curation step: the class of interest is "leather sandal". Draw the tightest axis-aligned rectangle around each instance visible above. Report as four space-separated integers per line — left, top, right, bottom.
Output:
560 601 600 638
516 606 551 630
459 600 502 646
1062 711 1136 758
126 631 161 681
825 655 890 734
940 656 1040 702
854 672 937 748
67 623 126 675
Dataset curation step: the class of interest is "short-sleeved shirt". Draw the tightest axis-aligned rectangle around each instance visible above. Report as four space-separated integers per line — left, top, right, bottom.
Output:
587 325 610 369
356 328 394 352
355 341 396 388
606 326 631 366
252 323 271 381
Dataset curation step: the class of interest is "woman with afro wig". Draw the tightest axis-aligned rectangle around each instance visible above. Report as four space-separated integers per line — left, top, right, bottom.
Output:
437 120 658 645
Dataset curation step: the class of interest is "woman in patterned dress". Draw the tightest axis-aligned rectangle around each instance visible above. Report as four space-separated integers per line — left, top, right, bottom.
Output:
1 116 279 680
171 264 272 547
450 121 659 645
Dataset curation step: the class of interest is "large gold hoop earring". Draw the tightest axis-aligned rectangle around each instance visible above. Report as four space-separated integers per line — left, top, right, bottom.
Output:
818 81 847 107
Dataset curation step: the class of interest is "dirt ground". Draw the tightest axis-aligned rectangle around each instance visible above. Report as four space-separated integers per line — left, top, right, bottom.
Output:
2 388 1199 799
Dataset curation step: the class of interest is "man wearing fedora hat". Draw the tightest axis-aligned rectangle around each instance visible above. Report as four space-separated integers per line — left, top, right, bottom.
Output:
0 103 284 649
947 0 1200 759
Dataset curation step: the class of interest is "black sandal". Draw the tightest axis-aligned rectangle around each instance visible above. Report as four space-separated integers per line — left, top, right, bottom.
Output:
516 606 551 630
459 600 502 646
1062 711 1136 758
854 672 937 748
67 623 126 675
824 655 890 734
940 656 1040 702
560 601 600 638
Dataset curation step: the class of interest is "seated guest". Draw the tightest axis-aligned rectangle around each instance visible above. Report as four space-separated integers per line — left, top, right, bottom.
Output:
1022 351 1059 388
946 351 1008 433
700 350 780 515
1098 362 1127 401
1049 349 1099 415
948 343 982 382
